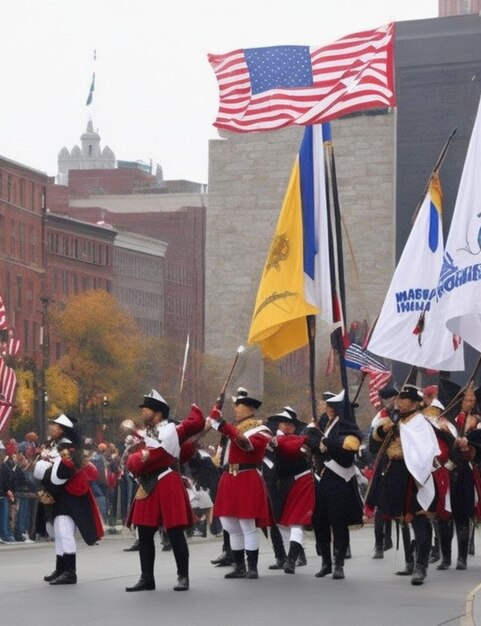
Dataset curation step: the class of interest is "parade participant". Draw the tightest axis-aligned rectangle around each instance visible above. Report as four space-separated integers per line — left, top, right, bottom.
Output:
311 390 363 580
268 407 314 574
125 390 205 592
369 384 440 586
34 413 104 585
448 383 481 569
210 387 273 580
369 386 398 559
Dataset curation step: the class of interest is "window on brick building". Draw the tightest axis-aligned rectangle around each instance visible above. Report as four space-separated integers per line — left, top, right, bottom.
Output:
72 273 78 294
16 275 22 309
5 272 10 308
19 179 25 207
52 269 58 292
7 175 12 203
73 239 79 259
18 222 25 261
29 226 36 263
0 215 3 253
62 270 68 294
33 321 39 351
9 219 16 257
23 319 29 352
0 172 3 198
41 187 46 210
30 182 35 210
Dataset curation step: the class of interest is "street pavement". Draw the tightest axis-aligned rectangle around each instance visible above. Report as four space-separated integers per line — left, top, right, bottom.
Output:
1 525 481 626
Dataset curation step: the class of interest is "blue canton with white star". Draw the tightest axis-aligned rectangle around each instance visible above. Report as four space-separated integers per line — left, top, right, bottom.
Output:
244 46 313 94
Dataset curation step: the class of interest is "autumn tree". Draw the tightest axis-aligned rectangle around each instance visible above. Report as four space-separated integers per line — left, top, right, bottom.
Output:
50 290 144 430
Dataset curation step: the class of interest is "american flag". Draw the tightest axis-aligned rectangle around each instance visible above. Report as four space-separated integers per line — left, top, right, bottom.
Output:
208 23 395 133
0 358 17 435
361 365 392 409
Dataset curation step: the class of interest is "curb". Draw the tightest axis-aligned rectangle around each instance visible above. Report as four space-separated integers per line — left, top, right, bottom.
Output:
462 582 481 626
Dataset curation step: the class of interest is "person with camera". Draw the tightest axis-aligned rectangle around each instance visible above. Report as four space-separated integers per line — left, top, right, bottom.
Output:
369 384 440 586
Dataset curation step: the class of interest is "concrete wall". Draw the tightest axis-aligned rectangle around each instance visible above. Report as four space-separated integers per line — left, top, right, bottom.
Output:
206 113 396 360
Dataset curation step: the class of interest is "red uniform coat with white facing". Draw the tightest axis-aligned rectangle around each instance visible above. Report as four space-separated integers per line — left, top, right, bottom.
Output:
127 405 205 530
213 421 273 526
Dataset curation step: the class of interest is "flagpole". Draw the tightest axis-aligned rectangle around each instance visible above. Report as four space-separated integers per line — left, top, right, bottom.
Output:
411 127 457 223
324 130 352 417
307 315 317 421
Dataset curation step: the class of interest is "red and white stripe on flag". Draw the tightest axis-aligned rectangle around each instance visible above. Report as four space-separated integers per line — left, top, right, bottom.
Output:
0 296 7 331
0 358 17 435
7 338 20 357
361 366 392 409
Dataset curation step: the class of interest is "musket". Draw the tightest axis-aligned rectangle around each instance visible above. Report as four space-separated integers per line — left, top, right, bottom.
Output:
215 345 246 410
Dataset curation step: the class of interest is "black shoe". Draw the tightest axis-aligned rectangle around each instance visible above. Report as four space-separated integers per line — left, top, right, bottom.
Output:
224 565 247 579
268 558 285 570
283 559 295 574
456 558 467 570
211 552 233 566
296 553 307 567
49 571 77 585
44 570 62 582
383 537 393 552
173 576 189 591
332 565 345 580
436 559 451 570
411 565 427 586
372 547 384 559
161 544 172 552
123 540 140 552
428 548 440 564
246 568 259 579
344 546 351 559
395 563 414 576
315 564 332 578
125 576 155 591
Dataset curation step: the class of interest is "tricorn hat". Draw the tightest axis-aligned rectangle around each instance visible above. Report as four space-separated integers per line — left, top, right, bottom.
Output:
326 389 345 405
50 413 75 429
232 387 262 409
398 384 423 403
269 406 300 424
379 385 399 400
139 389 170 418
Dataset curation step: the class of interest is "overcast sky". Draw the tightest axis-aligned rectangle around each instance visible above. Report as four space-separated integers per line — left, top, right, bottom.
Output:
0 0 438 184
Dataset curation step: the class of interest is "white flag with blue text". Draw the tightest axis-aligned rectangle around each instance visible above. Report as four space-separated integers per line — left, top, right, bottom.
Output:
432 97 481 352
367 175 464 370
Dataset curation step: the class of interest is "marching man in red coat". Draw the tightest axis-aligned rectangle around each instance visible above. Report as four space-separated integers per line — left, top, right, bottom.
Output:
210 387 273 579
269 407 315 574
125 390 205 592
34 414 104 585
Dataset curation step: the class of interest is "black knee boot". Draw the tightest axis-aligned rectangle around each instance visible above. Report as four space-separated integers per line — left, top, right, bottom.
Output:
284 541 302 574
268 525 286 569
332 549 345 580
436 519 453 570
50 553 77 585
456 523 470 570
246 549 259 579
224 550 246 579
315 543 332 577
169 527 190 590
411 517 432 586
373 511 385 559
396 522 414 576
44 554 65 582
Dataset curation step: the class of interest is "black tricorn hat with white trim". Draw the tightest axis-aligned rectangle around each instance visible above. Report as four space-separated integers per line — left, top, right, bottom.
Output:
139 389 170 417
398 384 423 403
269 406 300 424
231 387 262 409
325 389 345 405
49 413 76 429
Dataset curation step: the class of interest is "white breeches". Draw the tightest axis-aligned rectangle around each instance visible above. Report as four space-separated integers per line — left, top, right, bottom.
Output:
53 515 77 555
220 516 259 551
278 523 304 546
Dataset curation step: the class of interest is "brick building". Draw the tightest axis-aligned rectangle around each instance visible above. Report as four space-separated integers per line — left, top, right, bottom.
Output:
439 0 481 16
0 156 49 367
48 163 206 354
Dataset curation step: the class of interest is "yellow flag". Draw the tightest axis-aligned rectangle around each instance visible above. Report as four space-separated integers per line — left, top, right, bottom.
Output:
247 158 320 359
